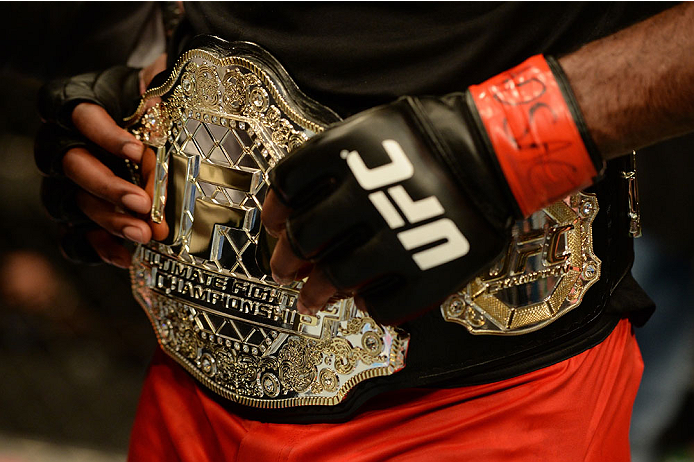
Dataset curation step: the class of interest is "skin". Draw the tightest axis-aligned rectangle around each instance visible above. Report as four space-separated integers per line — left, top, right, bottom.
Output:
559 2 694 160
63 3 694 314
64 64 168 268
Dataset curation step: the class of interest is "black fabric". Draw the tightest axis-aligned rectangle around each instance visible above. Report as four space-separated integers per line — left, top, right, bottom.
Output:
1 2 157 79
183 2 674 116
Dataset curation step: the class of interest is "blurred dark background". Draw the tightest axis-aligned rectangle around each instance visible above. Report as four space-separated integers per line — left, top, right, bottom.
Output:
0 2 691 461
0 3 169 460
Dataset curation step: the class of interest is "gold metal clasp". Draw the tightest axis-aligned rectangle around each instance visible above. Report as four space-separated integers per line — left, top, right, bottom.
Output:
621 151 642 238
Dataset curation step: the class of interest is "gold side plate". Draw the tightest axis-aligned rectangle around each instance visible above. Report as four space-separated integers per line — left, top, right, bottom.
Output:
442 192 601 335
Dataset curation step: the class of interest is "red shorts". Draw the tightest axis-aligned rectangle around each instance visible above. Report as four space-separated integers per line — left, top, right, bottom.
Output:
128 318 642 462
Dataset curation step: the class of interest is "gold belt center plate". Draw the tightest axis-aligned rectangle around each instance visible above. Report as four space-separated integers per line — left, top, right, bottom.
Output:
127 43 409 408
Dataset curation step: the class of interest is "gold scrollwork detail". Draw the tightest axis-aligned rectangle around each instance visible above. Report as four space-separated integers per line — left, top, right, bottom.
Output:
147 290 395 402
248 86 270 114
221 68 252 114
278 337 322 393
259 372 281 398
134 62 312 155
181 66 195 97
196 63 222 109
318 368 339 393
327 338 359 375
168 307 202 361
128 49 320 160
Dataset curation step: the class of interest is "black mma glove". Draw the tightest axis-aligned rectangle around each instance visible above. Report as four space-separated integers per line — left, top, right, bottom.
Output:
34 66 142 263
268 55 604 325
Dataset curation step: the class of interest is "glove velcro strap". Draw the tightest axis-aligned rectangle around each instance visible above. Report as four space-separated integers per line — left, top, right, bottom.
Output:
468 55 602 216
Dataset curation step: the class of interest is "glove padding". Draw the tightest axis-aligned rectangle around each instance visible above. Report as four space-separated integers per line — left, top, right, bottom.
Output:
269 55 602 325
269 96 515 325
34 66 141 263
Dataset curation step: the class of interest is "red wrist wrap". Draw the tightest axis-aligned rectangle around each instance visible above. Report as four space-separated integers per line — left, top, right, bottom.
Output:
469 55 598 217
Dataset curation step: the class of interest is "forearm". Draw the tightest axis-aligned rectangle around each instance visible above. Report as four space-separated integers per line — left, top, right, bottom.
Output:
559 2 694 160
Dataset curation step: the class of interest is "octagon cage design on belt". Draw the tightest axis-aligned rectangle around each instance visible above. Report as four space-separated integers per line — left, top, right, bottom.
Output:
125 37 601 409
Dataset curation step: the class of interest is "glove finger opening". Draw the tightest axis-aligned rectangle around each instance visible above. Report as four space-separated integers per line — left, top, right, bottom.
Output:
40 177 90 225
59 226 102 265
34 123 87 177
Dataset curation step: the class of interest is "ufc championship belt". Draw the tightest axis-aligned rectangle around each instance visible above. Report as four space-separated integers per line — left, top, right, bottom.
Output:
126 37 602 409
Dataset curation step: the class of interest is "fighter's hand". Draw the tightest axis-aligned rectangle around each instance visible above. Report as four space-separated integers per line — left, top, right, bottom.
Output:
262 188 340 315
262 55 604 325
35 65 164 268
263 97 513 326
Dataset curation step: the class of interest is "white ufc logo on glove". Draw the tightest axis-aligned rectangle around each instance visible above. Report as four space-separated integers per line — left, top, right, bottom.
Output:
341 139 469 271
